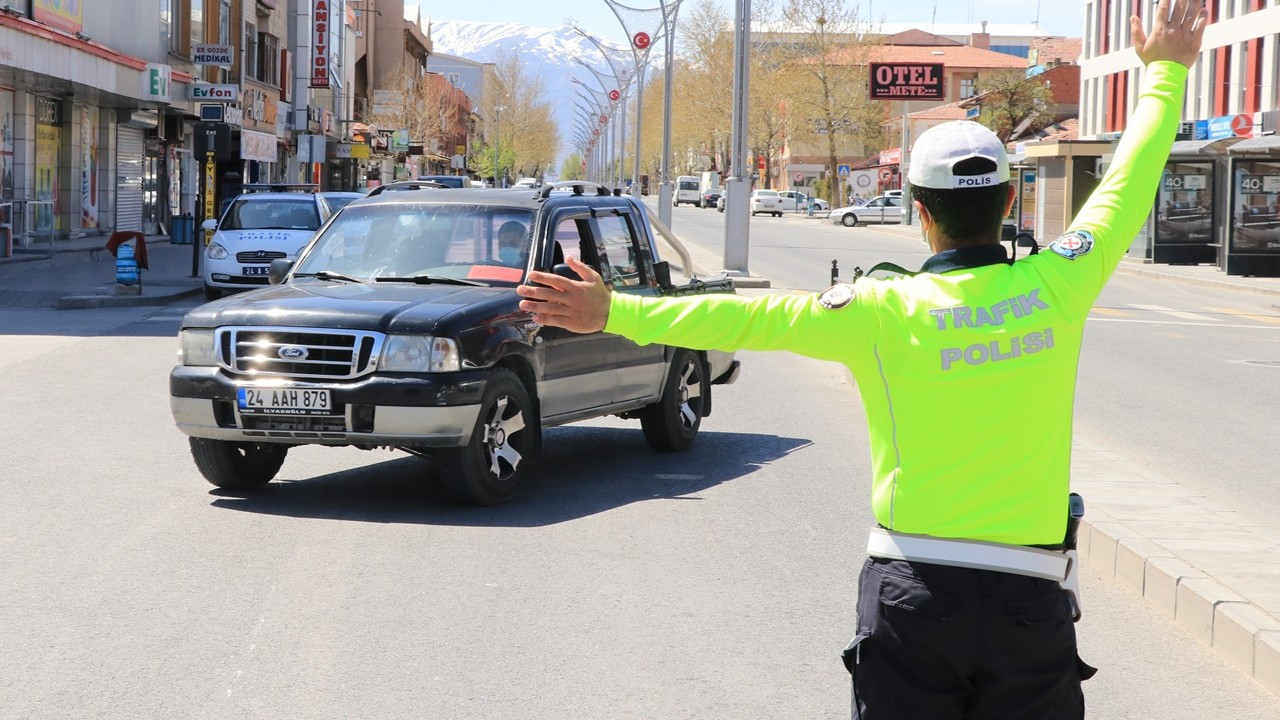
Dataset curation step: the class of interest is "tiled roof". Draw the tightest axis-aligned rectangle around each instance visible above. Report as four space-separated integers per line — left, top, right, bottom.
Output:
1030 37 1083 64
1012 117 1080 144
830 43 1029 69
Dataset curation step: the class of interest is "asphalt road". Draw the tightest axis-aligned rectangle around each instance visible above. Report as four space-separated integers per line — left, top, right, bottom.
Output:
0 244 1278 717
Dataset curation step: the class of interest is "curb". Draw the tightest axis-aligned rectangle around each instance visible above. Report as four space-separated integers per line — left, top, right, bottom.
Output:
55 285 201 310
1112 262 1280 298
1073 440 1280 695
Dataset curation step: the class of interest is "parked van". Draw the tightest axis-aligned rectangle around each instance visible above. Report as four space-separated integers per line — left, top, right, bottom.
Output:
675 175 701 206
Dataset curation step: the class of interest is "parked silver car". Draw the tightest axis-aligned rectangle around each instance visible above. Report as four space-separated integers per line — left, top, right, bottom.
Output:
828 195 903 227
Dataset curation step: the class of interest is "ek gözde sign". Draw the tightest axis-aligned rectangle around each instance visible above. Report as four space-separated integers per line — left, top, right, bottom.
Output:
869 62 945 100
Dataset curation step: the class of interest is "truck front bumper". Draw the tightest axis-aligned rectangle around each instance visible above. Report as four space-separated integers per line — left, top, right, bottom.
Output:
170 366 486 447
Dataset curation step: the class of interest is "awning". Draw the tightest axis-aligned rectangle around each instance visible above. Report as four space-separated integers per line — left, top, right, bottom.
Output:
1228 135 1280 153
1170 137 1239 154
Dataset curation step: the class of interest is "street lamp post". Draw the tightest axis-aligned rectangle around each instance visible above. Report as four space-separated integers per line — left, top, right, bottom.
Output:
492 105 506 187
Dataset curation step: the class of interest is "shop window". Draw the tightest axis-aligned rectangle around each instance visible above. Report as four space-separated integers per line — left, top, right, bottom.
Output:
190 0 204 52
244 23 257 84
257 33 279 85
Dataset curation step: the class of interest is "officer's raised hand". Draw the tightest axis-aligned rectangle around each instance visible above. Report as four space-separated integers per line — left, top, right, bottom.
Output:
517 256 611 333
1131 0 1209 68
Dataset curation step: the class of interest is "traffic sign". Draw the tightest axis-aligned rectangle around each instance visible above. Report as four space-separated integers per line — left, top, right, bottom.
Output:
793 171 804 183
837 164 851 177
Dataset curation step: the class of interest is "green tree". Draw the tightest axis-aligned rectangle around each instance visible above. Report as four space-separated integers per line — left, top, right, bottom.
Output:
560 153 586 180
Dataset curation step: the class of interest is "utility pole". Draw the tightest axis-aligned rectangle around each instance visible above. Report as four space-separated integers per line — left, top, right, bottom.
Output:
722 0 767 286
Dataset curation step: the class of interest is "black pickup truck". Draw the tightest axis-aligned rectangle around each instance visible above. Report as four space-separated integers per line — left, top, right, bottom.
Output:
171 183 740 504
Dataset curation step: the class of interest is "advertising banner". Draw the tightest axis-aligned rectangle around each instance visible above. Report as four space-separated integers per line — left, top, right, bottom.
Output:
240 129 277 163
1156 163 1213 249
1230 161 1280 253
35 0 82 34
0 88 13 201
80 105 98 229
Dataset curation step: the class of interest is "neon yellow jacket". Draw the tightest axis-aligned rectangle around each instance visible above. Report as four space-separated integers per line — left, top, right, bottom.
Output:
606 62 1187 545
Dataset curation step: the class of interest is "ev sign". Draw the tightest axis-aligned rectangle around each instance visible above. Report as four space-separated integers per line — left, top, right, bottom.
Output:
1239 174 1280 194
1162 174 1207 191
869 62 945 100
190 84 239 102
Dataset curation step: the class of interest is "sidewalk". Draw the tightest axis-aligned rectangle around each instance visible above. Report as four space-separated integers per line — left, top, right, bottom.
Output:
676 211 1280 694
0 235 202 309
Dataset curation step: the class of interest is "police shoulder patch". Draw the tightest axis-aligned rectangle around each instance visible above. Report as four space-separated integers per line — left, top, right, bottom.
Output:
819 283 855 309
1048 230 1095 260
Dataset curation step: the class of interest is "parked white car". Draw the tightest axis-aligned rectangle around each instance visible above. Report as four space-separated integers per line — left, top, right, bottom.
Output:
750 189 783 217
201 190 332 300
777 190 830 213
828 194 904 227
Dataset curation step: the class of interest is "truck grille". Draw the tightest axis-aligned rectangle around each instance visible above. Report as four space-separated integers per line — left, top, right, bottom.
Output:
236 250 287 263
217 327 384 379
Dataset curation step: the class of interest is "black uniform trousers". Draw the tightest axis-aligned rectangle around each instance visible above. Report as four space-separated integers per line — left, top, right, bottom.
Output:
844 557 1095 720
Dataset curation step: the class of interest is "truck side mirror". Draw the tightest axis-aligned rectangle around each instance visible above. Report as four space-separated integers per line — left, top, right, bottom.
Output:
268 258 294 285
652 260 672 289
201 218 218 231
552 263 582 282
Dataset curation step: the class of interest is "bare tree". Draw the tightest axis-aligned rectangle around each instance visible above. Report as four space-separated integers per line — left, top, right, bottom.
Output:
492 48 561 178
975 70 1055 143
777 0 883 205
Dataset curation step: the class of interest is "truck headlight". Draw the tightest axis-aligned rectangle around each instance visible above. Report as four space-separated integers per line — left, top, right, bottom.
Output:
206 242 228 260
379 335 461 372
178 329 218 366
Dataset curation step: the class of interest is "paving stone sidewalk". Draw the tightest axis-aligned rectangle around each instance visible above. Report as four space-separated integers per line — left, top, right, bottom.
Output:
0 236 202 309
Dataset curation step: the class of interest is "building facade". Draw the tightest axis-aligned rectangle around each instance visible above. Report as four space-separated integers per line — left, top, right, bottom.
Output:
1080 0 1280 276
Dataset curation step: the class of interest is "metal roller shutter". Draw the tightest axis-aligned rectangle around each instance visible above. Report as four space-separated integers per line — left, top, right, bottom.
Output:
116 126 144 232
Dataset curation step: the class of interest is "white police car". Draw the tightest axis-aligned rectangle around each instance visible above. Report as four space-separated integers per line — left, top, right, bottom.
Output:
201 186 332 300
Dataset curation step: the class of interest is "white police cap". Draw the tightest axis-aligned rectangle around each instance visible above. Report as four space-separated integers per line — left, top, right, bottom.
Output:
907 120 1010 190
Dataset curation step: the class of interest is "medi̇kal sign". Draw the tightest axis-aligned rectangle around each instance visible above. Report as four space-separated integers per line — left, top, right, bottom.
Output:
869 62 945 100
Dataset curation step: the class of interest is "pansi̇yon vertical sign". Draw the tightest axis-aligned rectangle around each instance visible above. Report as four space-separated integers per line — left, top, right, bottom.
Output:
868 62 945 100
310 0 330 89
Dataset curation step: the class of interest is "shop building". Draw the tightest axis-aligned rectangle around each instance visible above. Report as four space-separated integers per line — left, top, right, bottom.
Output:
1081 0 1280 276
0 0 199 245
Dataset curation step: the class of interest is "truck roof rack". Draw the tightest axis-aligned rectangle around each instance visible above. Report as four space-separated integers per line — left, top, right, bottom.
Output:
242 183 320 193
540 181 612 199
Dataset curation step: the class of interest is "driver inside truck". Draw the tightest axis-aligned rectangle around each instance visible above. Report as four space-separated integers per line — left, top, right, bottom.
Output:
497 220 529 268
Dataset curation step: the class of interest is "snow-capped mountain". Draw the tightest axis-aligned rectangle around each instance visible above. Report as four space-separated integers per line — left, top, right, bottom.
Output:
431 20 660 169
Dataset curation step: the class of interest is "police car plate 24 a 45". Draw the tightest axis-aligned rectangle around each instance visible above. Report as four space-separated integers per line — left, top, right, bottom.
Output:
237 387 333 415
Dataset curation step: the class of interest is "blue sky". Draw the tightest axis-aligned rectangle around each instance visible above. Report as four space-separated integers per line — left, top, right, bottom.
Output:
422 0 1083 43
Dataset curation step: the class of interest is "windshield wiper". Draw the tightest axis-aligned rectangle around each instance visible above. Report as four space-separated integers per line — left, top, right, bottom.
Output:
374 274 485 287
294 270 365 283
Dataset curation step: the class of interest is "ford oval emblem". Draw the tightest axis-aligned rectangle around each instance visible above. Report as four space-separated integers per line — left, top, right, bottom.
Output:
278 345 308 360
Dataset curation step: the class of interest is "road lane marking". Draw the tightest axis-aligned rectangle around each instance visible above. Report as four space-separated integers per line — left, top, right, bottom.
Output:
1087 317 1280 330
1129 303 1222 322
1090 307 1133 317
1205 306 1280 325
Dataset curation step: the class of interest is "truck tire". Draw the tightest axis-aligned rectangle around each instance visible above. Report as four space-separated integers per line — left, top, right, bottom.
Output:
641 349 708 452
189 438 287 489
439 369 536 505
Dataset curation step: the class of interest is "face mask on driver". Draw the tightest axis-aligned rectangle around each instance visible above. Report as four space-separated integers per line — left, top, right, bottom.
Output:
499 246 523 265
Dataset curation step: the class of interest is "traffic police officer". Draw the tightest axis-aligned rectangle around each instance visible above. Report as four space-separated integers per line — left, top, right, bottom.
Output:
516 2 1207 716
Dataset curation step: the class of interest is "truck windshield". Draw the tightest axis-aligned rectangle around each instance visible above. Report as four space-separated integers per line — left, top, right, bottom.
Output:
292 203 536 285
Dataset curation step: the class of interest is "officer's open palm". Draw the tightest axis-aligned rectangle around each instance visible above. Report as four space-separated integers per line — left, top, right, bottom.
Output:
1131 0 1208 68
517 256 611 333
